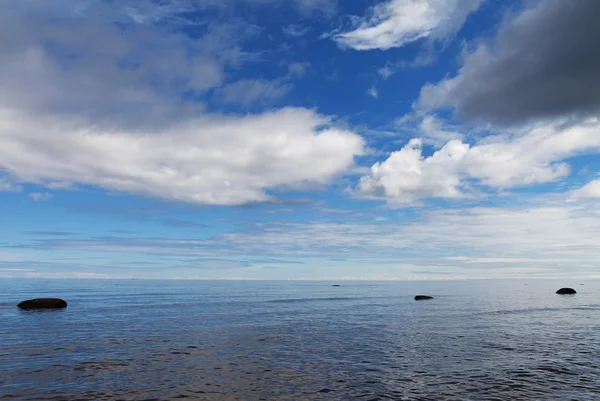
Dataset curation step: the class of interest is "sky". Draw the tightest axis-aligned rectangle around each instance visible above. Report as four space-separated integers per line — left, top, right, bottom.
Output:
1 0 600 280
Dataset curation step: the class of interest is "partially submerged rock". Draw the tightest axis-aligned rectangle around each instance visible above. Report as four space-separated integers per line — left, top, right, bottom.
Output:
17 298 68 310
556 288 576 295
331 285 341 287
414 295 433 301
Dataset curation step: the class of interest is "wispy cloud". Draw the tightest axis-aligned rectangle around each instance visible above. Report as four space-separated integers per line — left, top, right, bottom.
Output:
287 62 310 78
570 178 600 199
367 86 378 99
10 197 600 278
29 192 54 201
159 220 208 229
214 79 294 107
377 64 395 79
282 24 312 37
24 231 77 236
332 0 481 50
292 0 337 16
0 173 21 192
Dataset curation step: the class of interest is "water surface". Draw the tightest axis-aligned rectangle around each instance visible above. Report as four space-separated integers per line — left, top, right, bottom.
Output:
1 279 599 400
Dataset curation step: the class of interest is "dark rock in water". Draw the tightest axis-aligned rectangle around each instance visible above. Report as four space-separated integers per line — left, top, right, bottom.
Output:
331 285 341 287
556 288 576 295
17 298 67 310
414 295 433 301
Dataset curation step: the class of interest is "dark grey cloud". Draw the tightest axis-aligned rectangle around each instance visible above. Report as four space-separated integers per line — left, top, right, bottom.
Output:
419 0 600 126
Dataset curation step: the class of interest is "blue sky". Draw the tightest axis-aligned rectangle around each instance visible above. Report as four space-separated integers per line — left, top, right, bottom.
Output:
1 0 600 280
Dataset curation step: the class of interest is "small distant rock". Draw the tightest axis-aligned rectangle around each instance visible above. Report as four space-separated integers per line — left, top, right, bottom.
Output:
414 295 433 301
17 298 67 310
556 288 576 295
331 285 341 287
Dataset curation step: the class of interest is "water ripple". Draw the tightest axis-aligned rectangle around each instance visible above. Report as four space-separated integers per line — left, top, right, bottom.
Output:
1 279 599 400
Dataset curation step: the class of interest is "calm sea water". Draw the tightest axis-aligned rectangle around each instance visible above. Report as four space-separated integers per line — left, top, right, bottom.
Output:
1 279 599 400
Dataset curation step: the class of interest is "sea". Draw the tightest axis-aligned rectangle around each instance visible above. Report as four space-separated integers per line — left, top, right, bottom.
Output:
1 279 599 400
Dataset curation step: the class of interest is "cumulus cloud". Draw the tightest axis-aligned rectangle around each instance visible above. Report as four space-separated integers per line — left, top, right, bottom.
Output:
357 138 466 204
0 0 364 205
332 0 481 50
419 0 600 126
357 118 600 205
0 108 364 205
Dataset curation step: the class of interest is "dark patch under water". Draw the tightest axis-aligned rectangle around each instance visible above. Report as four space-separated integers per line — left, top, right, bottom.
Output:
1 279 599 400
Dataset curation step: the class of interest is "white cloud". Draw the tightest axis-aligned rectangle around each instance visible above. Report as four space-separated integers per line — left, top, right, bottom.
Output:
0 1 365 205
418 114 463 148
332 0 481 50
46 181 76 190
29 192 54 202
367 86 378 98
571 179 600 199
293 0 337 15
0 174 22 192
357 138 466 204
240 205 600 265
19 200 600 278
0 108 364 205
377 64 395 79
287 62 310 78
282 24 312 37
357 118 600 206
215 63 309 107
23 272 135 279
237 0 337 15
